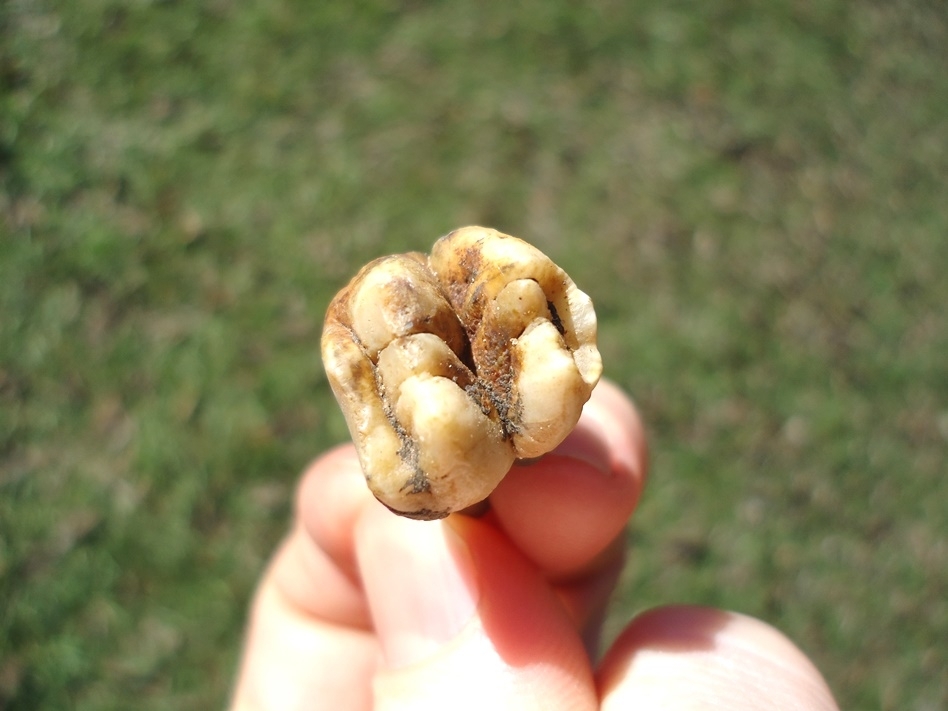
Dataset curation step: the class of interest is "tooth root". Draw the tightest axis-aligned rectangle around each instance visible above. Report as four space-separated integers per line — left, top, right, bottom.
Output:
321 226 601 519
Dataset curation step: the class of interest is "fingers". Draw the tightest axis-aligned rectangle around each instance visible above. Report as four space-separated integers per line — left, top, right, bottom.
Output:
489 378 648 579
229 566 378 711
295 444 369 584
229 447 379 711
233 384 841 711
232 381 648 710
358 505 599 711
597 606 840 711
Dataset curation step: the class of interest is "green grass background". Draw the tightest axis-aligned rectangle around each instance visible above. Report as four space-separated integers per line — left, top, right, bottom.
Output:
2 0 946 708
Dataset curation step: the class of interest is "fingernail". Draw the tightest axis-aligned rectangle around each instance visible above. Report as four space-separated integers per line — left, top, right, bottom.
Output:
554 420 613 475
357 509 480 668
556 391 641 479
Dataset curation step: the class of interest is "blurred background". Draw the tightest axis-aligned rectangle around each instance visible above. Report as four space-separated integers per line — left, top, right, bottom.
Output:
2 1 946 709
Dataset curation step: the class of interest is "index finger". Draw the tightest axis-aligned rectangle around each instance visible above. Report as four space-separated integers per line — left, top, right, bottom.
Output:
487 378 648 580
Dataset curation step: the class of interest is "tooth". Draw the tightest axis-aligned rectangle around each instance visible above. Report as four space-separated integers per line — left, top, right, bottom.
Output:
321 226 602 519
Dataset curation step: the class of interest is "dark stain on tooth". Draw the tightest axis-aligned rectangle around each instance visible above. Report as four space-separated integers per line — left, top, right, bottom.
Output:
547 300 566 336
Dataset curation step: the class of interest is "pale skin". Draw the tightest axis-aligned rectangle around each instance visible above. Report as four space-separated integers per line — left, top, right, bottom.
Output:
229 380 840 710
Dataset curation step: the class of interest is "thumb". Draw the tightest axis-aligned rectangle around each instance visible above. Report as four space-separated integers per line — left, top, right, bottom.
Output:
355 505 597 711
597 606 839 711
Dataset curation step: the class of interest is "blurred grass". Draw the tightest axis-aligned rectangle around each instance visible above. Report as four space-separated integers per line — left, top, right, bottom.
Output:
1 0 946 708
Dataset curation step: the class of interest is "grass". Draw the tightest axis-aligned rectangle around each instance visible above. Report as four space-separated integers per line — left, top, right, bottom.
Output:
2 0 946 708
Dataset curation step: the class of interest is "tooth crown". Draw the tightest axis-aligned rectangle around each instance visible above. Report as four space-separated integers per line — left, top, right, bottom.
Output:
321 226 603 519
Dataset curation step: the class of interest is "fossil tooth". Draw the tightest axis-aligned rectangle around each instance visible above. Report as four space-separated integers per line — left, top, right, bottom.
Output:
321 226 602 519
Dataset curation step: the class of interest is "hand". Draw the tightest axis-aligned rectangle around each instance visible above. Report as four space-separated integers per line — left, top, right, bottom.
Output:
229 380 839 710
